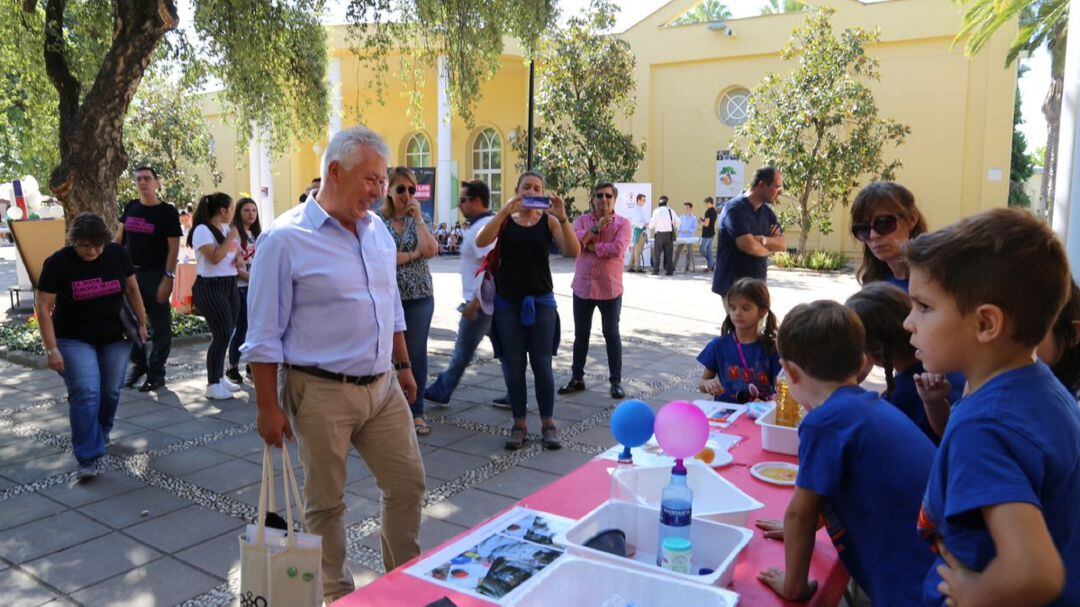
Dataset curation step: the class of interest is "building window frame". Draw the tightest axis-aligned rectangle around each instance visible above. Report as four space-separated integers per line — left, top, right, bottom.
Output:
471 127 503 205
404 132 432 167
716 86 752 127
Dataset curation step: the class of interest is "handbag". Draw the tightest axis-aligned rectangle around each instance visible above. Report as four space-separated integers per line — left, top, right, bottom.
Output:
475 215 511 315
119 297 141 343
239 443 323 607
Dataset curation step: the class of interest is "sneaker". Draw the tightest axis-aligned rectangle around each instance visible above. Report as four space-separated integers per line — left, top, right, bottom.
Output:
492 396 512 410
225 367 244 384
220 377 244 392
205 383 235 400
541 425 562 450
76 461 98 481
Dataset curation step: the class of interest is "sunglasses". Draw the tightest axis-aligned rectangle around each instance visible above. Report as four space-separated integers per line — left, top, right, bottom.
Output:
851 214 899 241
595 192 614 199
395 185 417 196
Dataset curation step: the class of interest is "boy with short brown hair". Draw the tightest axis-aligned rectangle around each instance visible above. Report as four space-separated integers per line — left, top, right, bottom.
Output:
905 208 1080 605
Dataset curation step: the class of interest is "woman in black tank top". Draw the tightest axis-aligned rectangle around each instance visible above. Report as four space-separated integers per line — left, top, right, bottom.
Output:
476 172 580 450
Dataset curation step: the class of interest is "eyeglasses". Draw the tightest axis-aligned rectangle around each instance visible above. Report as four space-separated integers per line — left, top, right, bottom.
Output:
595 192 614 199
395 185 417 196
73 242 104 250
851 214 899 241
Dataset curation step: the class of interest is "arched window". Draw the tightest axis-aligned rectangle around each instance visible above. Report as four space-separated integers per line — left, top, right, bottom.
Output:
405 133 431 167
716 87 752 127
472 128 502 204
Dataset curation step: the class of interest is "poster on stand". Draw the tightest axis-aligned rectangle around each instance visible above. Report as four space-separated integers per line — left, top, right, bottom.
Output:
715 151 746 200
411 167 437 226
614 182 652 228
405 507 575 604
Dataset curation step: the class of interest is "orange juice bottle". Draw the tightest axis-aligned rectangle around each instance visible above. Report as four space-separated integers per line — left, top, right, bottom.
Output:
774 370 801 427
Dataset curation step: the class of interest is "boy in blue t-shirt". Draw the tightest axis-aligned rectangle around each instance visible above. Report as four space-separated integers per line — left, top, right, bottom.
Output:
756 301 935 605
905 208 1080 606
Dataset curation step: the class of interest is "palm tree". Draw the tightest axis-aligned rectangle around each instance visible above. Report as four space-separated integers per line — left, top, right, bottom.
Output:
760 0 807 16
670 0 733 25
954 0 1068 214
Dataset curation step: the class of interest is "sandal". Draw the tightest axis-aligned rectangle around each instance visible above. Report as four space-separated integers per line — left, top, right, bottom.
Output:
414 417 431 436
541 424 562 450
505 424 528 451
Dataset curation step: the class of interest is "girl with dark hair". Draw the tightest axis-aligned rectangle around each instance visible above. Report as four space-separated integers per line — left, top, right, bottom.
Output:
190 192 242 400
698 277 780 403
845 282 965 442
381 167 439 435
476 171 581 450
1037 279 1080 398
226 197 261 383
36 213 148 479
849 181 928 290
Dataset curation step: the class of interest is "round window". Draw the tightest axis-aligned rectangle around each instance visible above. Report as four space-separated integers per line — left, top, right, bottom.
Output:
717 87 751 127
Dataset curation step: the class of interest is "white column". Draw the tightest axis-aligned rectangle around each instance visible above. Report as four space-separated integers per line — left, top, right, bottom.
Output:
437 56 453 225
1055 0 1080 279
329 57 343 140
258 134 275 221
247 128 261 207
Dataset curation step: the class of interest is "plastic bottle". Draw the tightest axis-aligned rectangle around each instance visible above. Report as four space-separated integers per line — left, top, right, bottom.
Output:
656 463 693 565
774 368 801 428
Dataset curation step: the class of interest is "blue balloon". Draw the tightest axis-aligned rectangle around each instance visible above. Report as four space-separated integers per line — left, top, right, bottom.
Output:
610 400 655 448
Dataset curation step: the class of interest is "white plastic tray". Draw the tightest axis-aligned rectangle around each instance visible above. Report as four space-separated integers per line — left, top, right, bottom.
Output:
621 463 764 527
755 403 800 456
507 555 740 607
558 500 753 587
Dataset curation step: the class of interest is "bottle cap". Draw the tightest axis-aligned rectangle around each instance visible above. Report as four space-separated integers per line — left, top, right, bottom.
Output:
672 459 687 475
662 536 692 552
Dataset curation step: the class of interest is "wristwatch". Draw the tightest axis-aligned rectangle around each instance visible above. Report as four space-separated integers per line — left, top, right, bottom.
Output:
45 347 60 357
760 235 767 247
393 361 411 371
164 270 176 279
590 225 600 235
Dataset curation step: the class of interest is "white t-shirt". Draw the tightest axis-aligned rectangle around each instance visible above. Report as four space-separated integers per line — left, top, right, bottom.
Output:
192 224 239 278
460 214 496 302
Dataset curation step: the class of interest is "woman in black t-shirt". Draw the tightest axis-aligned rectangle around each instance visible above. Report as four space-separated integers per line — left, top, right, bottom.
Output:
475 172 580 450
36 213 148 480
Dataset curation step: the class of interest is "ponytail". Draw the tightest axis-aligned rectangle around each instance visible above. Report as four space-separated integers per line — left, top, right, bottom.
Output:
187 192 232 248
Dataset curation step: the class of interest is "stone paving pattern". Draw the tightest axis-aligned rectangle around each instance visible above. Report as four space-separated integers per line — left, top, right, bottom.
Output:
0 252 867 606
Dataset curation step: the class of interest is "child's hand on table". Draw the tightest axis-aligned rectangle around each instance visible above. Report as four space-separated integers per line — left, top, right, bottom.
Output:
699 377 724 395
758 567 818 601
755 518 784 540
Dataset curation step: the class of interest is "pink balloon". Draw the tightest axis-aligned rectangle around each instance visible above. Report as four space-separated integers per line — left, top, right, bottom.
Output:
654 401 710 460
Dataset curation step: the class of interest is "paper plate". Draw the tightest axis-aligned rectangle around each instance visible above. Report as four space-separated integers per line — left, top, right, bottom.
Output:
750 461 798 486
692 440 734 467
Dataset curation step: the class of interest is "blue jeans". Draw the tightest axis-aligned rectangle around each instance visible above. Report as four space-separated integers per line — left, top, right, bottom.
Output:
57 338 129 465
403 296 434 417
570 295 622 383
494 303 557 421
699 236 715 270
228 286 248 368
426 307 494 402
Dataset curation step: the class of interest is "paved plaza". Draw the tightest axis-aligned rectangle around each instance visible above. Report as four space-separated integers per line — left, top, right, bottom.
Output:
0 252 863 606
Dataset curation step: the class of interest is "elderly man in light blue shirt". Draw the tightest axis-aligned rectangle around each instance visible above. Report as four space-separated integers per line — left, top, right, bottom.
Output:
242 126 425 603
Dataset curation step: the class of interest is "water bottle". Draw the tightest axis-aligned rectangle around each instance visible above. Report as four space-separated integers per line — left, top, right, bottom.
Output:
656 464 693 565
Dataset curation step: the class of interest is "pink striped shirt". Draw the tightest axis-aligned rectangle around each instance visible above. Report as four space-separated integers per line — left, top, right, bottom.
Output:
571 213 633 300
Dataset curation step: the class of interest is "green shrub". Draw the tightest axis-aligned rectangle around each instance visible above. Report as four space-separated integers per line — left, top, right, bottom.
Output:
0 311 209 355
772 250 847 271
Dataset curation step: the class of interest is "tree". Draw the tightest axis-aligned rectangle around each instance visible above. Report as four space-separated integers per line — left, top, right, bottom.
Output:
669 0 732 26
730 8 910 254
345 0 557 126
760 0 806 16
953 0 1067 211
509 0 645 207
116 73 222 209
1 0 328 225
1010 87 1036 207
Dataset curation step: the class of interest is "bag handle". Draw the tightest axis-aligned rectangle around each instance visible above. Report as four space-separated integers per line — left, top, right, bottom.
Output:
254 444 273 547
280 442 307 547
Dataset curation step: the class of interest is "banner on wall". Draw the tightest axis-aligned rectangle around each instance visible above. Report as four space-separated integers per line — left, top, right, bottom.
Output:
715 150 746 200
613 182 653 228
412 167 436 226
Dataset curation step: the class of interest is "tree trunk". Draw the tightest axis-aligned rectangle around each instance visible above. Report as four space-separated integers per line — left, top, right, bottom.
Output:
41 0 178 226
1039 74 1063 218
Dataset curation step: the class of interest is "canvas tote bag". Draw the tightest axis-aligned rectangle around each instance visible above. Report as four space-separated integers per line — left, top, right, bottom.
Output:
239 443 323 607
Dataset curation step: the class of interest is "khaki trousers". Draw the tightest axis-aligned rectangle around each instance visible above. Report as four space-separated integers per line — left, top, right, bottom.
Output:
284 369 426 603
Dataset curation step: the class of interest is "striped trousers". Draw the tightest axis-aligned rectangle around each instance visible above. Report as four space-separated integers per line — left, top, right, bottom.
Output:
192 275 240 385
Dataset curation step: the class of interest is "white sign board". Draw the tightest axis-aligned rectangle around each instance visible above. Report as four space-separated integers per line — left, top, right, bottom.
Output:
716 152 746 200
614 182 652 228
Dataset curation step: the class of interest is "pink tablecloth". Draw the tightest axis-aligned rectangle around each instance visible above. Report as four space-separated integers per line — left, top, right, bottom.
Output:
333 416 848 607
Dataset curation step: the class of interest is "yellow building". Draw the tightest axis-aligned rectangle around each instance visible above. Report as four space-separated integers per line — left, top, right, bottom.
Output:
200 0 1017 256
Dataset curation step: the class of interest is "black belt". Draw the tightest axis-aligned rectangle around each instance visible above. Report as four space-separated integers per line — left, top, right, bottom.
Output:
287 365 383 386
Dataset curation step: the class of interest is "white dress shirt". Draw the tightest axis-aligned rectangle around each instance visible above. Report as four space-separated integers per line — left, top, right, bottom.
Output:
241 199 406 376
459 214 495 302
649 205 678 233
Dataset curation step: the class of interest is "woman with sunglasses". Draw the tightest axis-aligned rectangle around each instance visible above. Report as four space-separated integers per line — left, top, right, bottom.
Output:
382 166 438 435
849 182 927 291
475 171 581 450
